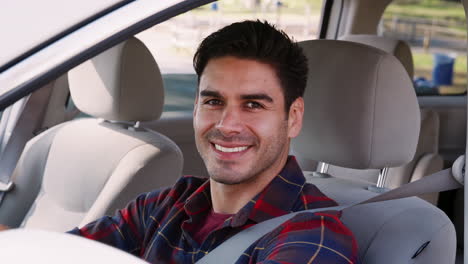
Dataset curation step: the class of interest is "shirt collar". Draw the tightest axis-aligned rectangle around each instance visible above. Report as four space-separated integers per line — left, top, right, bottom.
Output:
183 156 306 228
184 180 212 217
228 156 306 227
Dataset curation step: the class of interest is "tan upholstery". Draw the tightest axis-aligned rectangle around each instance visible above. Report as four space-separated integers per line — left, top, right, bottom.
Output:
0 37 183 231
295 40 456 263
292 40 420 169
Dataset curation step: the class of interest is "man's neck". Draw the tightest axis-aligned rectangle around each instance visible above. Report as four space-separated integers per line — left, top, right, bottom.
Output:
209 154 289 215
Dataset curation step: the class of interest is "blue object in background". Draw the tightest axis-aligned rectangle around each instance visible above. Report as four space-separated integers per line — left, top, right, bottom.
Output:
432 53 455 86
413 77 439 95
211 2 218 11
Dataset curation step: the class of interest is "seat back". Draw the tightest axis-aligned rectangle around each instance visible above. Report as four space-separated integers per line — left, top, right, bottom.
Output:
0 37 183 231
293 39 456 263
319 34 443 204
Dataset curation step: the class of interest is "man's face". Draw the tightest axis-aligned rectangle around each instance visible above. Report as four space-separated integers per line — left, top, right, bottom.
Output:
193 56 303 185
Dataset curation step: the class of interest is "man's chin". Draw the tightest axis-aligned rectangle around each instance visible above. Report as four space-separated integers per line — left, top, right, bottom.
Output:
211 177 242 185
209 169 254 185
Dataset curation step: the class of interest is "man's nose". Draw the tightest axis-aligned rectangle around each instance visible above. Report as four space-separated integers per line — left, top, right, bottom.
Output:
215 107 243 136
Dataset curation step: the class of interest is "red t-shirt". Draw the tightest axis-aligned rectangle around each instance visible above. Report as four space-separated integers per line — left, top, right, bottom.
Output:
193 209 233 244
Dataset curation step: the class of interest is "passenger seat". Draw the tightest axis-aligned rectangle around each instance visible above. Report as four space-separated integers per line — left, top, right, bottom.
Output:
0 37 183 231
293 39 456 263
302 34 442 204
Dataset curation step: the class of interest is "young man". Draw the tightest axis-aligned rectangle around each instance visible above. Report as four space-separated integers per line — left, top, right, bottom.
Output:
69 20 358 263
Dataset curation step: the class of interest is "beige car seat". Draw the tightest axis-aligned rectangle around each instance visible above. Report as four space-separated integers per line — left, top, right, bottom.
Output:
0 37 183 231
293 39 456 263
297 34 443 204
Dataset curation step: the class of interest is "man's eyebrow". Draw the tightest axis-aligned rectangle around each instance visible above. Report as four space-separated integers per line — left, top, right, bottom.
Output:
200 90 222 98
240 94 274 103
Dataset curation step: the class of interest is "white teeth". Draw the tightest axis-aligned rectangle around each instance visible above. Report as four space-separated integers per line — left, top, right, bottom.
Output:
214 144 248 153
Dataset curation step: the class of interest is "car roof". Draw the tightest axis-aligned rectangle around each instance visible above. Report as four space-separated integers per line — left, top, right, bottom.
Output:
0 0 192 109
0 0 126 68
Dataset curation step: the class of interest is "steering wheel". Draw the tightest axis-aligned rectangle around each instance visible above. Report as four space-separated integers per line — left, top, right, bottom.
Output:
0 229 147 263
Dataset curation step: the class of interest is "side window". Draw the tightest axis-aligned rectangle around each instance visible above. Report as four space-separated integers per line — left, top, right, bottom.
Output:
139 0 324 113
381 0 466 96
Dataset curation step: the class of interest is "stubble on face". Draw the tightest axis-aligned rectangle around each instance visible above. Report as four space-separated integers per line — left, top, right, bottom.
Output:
193 56 292 187
197 121 289 185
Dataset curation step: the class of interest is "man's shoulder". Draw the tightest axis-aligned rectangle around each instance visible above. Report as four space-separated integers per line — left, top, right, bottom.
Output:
252 210 358 263
130 175 207 214
297 182 338 210
267 210 346 233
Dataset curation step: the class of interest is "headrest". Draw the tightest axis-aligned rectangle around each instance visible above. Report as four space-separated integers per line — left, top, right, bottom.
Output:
339 34 414 78
292 40 420 169
68 37 164 122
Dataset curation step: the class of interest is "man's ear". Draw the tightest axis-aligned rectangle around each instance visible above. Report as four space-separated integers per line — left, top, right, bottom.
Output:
287 97 304 138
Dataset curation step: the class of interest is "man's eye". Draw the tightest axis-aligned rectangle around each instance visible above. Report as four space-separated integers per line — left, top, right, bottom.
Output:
245 101 263 109
204 99 222 106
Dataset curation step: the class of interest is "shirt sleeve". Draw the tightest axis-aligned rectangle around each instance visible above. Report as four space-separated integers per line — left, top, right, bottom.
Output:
67 188 170 256
253 211 359 264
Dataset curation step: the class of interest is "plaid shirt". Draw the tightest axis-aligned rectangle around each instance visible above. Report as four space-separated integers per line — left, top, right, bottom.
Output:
69 156 359 263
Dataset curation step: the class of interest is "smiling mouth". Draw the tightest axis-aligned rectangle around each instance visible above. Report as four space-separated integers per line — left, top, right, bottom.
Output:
213 144 250 153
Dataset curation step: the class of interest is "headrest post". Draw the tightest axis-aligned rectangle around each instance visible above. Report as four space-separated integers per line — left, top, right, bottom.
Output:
367 168 390 193
376 167 389 188
318 162 330 173
310 162 332 178
127 121 145 132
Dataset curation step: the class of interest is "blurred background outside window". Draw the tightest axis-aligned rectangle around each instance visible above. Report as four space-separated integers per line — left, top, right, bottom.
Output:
137 0 324 112
381 0 467 96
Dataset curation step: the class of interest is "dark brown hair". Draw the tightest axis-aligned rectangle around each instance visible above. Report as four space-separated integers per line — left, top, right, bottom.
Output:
193 20 308 112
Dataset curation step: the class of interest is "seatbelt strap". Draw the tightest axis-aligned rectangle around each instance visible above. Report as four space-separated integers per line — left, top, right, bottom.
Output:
0 83 54 204
195 156 465 264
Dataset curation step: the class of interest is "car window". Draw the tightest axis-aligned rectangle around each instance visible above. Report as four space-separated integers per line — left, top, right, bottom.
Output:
137 0 325 113
381 0 466 96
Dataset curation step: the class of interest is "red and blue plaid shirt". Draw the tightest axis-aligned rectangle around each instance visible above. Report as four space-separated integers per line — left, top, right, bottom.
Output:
69 156 359 263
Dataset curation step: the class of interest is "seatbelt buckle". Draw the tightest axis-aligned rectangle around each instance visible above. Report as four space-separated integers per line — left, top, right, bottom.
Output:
0 181 13 192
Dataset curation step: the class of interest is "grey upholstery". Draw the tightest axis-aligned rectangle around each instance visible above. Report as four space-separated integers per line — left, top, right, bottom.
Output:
321 35 443 204
0 37 183 231
339 34 414 78
326 109 443 204
292 40 421 169
294 40 456 263
306 173 456 264
69 37 164 122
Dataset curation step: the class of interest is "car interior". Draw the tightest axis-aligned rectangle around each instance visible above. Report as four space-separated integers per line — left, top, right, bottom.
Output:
0 37 183 230
0 0 466 263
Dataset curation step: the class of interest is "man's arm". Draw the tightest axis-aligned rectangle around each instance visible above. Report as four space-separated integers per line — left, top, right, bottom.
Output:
68 188 170 255
0 224 9 231
253 211 359 264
